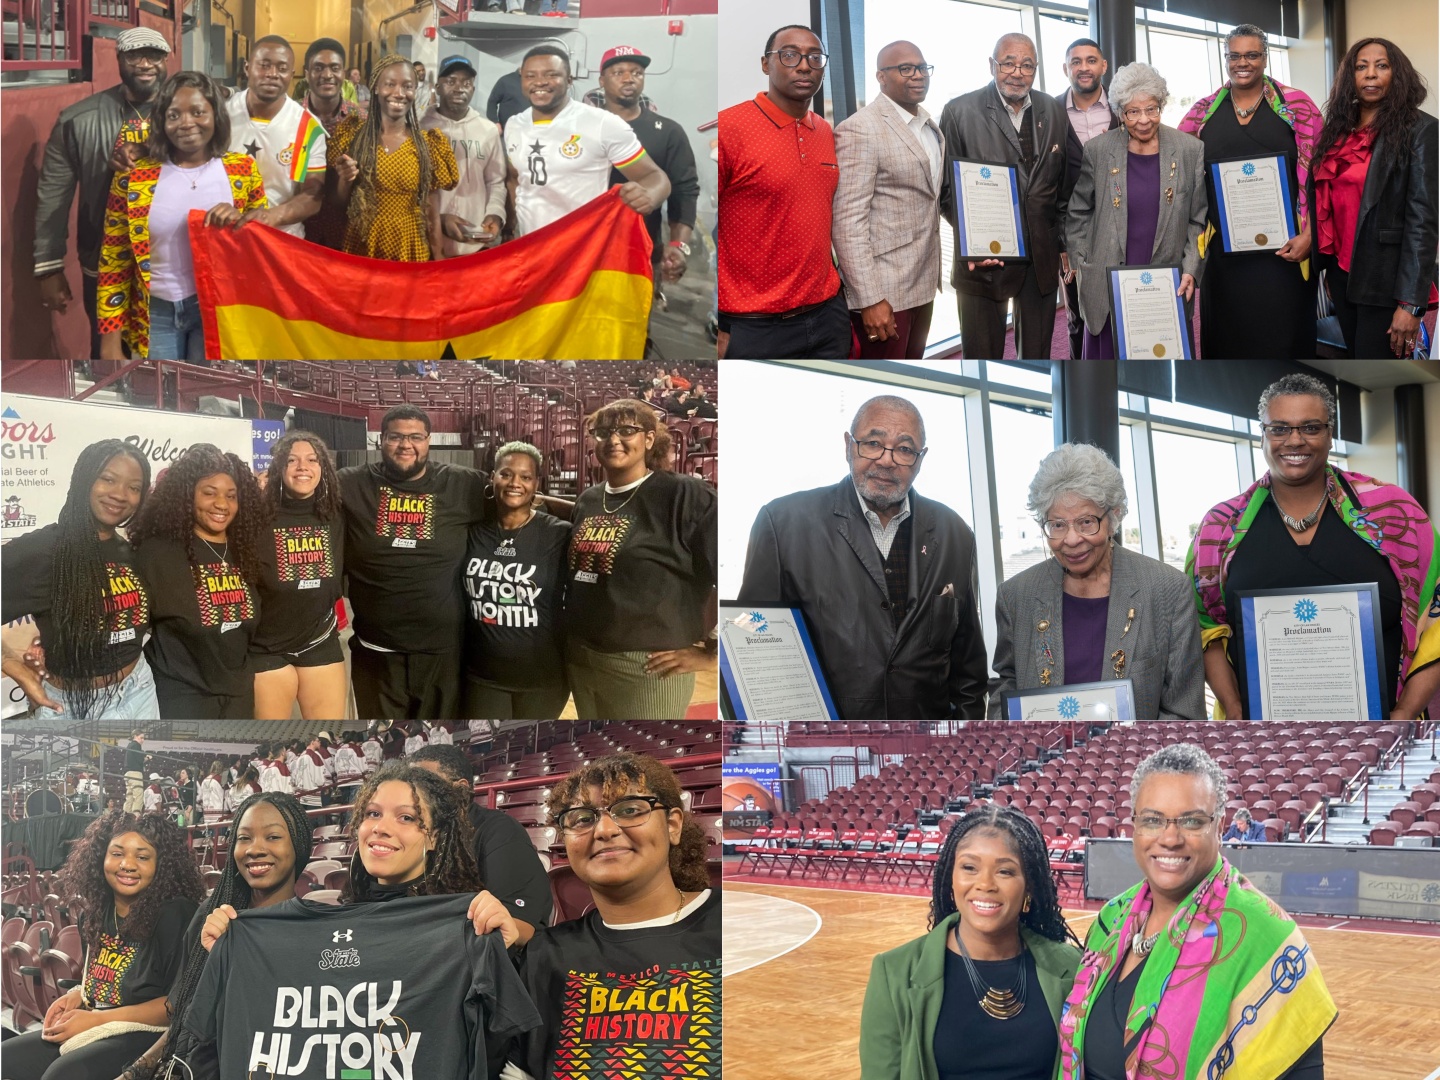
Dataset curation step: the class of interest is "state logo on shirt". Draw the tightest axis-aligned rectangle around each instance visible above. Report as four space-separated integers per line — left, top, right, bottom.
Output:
195 561 256 627
274 525 335 584
375 486 436 541
568 513 633 578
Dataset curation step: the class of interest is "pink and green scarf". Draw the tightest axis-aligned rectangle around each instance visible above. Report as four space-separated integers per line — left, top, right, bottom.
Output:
1058 858 1336 1080
1187 466 1440 696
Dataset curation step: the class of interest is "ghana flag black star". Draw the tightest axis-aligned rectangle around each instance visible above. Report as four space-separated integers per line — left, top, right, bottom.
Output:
243 140 262 157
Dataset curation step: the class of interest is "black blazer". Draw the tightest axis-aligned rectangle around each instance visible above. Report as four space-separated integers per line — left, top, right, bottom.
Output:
736 478 989 720
1054 87 1121 206
1342 111 1438 309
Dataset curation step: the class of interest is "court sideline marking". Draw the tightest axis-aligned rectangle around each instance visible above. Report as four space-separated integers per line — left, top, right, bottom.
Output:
723 889 822 977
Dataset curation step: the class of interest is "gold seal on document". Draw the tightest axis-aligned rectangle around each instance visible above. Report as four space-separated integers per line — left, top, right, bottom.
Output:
989 240 1002 254
1152 344 1166 357
1255 233 1268 245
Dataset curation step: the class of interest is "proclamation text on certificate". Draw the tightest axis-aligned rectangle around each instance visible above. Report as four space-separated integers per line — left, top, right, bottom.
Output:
955 161 1024 258
1244 588 1381 719
719 608 836 722
1110 266 1188 359
1213 155 1293 252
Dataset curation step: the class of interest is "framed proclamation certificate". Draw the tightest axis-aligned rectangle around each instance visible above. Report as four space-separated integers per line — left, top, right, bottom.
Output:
1004 679 1136 721
1237 584 1385 720
1209 153 1295 253
952 160 1028 260
718 604 839 722
1108 264 1192 359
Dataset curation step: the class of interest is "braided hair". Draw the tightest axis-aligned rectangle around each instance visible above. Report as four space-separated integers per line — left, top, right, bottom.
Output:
263 430 343 520
130 443 265 584
47 440 151 718
346 55 438 246
1314 38 1429 179
928 805 1081 947
341 762 481 901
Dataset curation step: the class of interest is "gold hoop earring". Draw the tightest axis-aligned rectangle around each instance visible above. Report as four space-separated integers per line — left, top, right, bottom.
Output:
1023 896 1031 913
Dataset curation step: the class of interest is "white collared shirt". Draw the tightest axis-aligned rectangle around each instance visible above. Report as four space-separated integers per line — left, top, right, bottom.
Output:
854 482 912 559
995 81 1033 132
876 91 942 190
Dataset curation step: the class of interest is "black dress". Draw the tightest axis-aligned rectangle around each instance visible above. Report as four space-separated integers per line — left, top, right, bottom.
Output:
1223 497 1403 715
1198 96 1317 359
933 946 1057 1080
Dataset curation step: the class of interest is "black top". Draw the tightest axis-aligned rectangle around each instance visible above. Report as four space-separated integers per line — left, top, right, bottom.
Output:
463 511 571 689
81 895 196 1009
467 803 554 929
513 889 721 1080
608 110 700 267
1200 97 1301 239
487 70 529 130
565 471 717 652
0 523 150 679
1223 497 1402 713
339 461 490 654
934 945 1056 1080
251 493 345 655
131 536 260 696
125 739 144 773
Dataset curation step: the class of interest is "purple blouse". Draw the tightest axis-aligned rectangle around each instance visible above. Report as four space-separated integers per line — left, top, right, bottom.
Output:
1062 592 1110 684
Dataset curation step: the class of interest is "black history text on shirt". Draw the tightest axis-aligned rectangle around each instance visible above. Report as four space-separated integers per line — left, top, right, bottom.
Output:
568 513 634 583
275 524 337 587
103 561 149 643
464 550 544 628
375 486 435 544
85 931 138 1007
194 561 256 627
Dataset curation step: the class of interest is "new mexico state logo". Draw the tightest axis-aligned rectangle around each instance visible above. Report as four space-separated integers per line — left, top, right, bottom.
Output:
275 525 335 582
375 487 435 541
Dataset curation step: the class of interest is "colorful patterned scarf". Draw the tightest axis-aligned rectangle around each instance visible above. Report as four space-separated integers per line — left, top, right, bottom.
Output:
1187 466 1440 697
1058 858 1336 1080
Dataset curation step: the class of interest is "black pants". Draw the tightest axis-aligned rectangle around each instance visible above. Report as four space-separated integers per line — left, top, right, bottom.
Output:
1061 269 1083 359
6 1028 160 1080
1324 256 1402 358
724 291 852 359
154 671 254 719
463 673 570 720
957 265 1058 358
350 641 462 720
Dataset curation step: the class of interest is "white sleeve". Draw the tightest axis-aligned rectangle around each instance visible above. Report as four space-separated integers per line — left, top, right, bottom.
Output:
600 111 646 169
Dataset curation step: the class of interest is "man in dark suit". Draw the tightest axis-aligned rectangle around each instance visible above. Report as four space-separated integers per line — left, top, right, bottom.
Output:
1055 37 1121 359
939 33 1068 358
737 395 989 719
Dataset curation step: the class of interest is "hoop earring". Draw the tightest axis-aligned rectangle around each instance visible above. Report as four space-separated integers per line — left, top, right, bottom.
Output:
1023 896 1031 913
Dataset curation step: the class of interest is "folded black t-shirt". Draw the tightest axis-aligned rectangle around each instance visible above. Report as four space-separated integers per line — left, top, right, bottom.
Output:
0 523 150 678
131 535 259 696
564 472 717 652
463 512 570 689
340 462 489 654
82 895 197 1009
252 494 346 656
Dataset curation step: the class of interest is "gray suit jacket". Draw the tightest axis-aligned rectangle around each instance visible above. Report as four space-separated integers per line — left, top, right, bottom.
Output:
990 543 1205 720
833 95 945 313
1064 124 1208 336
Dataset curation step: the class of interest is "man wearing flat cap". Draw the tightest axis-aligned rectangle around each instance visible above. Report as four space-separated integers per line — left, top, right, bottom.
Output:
34 26 171 355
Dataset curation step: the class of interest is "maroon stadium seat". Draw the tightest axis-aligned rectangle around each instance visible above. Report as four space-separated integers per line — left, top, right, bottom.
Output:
1368 824 1400 845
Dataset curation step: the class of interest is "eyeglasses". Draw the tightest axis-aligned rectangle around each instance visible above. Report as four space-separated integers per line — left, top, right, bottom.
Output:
382 432 429 446
556 795 667 833
766 48 828 68
850 436 924 466
992 59 1038 75
593 424 645 441
1134 812 1217 834
1042 514 1106 539
1225 51 1266 63
1261 422 1330 440
879 63 935 78
1122 105 1162 121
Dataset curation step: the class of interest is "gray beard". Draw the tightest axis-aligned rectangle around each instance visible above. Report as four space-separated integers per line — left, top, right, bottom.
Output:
855 476 907 511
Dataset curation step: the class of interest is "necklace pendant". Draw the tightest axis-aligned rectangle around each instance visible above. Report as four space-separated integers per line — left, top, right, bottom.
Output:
980 989 1024 1020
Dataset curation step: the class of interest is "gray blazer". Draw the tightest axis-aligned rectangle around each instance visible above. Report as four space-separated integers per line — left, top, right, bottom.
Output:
1064 124 1208 336
990 543 1205 720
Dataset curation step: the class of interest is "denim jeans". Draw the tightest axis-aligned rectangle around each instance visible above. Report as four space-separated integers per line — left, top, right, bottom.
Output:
538 0 568 11
35 654 160 720
147 294 206 360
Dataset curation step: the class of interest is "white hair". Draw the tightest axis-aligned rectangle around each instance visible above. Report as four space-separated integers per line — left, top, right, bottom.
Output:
1026 442 1128 531
1110 61 1170 116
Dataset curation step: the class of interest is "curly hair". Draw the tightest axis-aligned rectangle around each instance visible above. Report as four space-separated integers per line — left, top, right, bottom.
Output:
60 810 204 957
341 762 480 901
263 430 343 521
546 752 709 892
47 440 152 717
929 805 1081 948
1314 38 1429 180
347 55 439 252
1258 373 1336 428
586 399 674 474
130 443 265 584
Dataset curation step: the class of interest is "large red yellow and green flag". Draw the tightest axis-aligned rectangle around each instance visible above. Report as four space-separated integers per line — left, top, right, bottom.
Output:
191 189 653 358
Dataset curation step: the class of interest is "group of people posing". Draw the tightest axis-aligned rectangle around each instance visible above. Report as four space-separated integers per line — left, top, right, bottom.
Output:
717 23 1437 361
2 400 718 721
737 373 1440 720
38 25 701 359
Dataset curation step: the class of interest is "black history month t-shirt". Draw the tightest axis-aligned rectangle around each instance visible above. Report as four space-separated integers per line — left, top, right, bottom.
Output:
0 523 151 678
186 893 542 1080
81 896 196 1010
565 471 718 652
132 535 260 696
511 888 721 1080
252 493 345 656
463 511 571 689
339 462 490 653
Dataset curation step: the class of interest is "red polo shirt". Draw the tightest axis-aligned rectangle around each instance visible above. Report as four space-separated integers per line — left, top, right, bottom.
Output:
718 92 841 315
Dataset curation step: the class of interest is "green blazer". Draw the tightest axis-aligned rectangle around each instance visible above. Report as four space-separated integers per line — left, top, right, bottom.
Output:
859 915 1081 1080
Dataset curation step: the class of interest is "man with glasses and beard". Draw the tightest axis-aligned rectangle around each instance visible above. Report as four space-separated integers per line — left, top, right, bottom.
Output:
737 395 989 719
34 27 171 355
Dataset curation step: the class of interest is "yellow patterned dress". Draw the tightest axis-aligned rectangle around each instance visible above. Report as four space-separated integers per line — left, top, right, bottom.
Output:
331 116 458 261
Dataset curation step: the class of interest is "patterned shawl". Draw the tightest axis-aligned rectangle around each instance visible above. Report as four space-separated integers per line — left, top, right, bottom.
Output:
1186 466 1440 696
1058 858 1336 1080
1177 77 1323 229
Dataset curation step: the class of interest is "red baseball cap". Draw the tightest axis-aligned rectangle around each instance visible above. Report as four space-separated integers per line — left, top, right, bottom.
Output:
600 45 651 72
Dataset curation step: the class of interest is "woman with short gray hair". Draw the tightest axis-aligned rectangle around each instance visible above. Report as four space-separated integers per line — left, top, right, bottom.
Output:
991 443 1205 719
1065 62 1208 358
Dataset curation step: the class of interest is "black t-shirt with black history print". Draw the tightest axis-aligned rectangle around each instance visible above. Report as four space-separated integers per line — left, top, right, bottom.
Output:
511 888 721 1080
339 462 490 654
564 471 717 652
132 535 260 696
0 523 151 678
81 895 196 1010
463 511 570 689
186 893 542 1080
252 494 345 656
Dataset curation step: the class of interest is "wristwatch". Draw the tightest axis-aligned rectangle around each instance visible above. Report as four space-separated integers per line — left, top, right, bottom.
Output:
1399 301 1425 317
668 240 692 258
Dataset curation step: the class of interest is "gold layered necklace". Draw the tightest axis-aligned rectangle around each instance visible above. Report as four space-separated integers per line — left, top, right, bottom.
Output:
954 925 1027 1020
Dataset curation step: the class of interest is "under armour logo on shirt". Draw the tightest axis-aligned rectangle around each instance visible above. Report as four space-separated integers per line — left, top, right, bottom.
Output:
332 929 353 942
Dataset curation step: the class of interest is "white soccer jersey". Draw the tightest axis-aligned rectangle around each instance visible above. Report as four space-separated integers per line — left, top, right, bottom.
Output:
227 93 327 238
504 98 646 236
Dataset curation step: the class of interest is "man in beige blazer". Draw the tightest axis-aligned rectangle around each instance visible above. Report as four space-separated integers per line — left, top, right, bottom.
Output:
833 41 945 360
